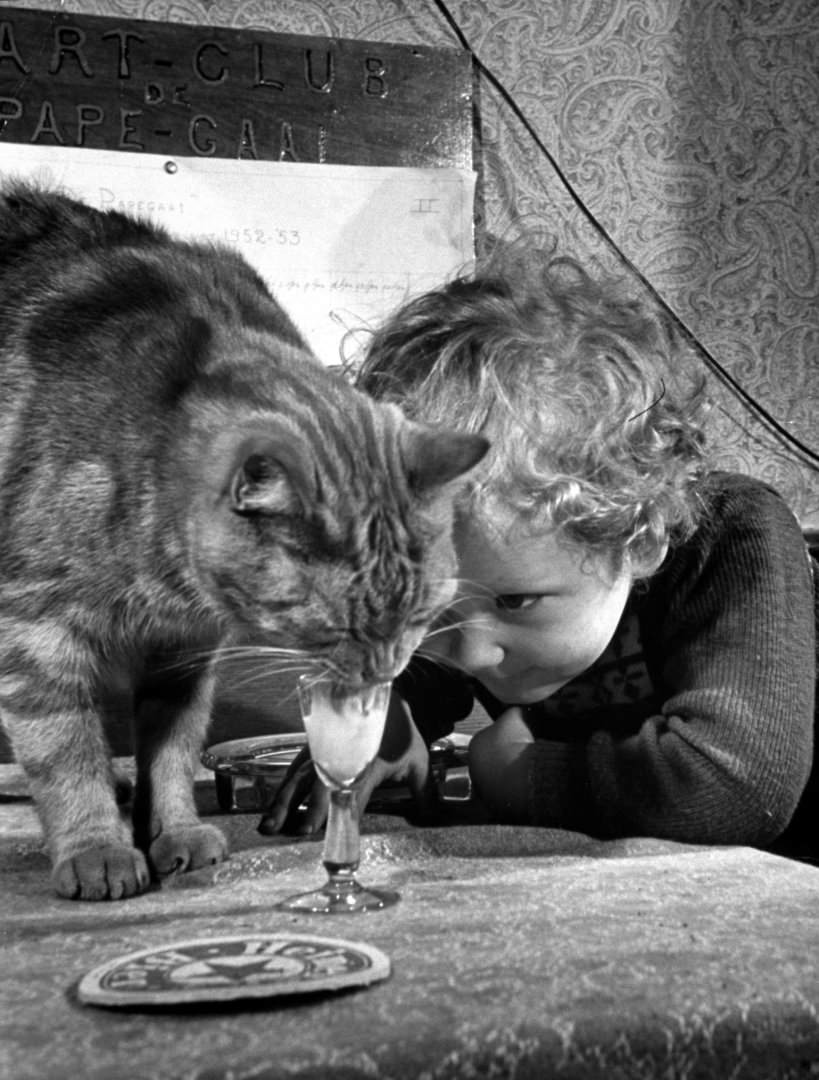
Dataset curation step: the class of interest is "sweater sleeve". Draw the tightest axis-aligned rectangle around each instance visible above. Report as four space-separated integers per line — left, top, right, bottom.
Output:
527 475 817 846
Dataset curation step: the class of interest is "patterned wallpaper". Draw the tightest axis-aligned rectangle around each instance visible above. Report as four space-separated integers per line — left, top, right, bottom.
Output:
4 0 818 525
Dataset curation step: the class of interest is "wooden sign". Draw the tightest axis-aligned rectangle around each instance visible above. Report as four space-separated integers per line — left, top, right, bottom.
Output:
0 6 472 167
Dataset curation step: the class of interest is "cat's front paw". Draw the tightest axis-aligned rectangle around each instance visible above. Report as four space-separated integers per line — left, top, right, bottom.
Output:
53 845 151 901
149 824 228 878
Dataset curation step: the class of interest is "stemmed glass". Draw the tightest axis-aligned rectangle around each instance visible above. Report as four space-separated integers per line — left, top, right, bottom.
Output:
277 675 400 913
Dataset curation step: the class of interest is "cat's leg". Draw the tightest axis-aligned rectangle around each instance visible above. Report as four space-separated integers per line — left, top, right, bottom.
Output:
133 655 227 879
0 630 149 900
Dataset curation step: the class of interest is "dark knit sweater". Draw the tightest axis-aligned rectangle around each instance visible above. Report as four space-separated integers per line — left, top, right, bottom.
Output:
397 473 818 850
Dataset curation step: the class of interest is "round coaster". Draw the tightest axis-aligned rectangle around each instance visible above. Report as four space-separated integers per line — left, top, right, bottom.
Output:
77 933 390 1007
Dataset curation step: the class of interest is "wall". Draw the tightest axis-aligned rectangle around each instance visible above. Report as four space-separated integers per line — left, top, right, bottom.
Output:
3 0 818 525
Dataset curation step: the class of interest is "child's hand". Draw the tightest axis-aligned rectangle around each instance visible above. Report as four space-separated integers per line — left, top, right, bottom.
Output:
366 694 440 824
256 693 439 836
257 743 328 836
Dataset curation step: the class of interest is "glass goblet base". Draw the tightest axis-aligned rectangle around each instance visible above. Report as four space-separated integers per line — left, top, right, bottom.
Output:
277 868 400 914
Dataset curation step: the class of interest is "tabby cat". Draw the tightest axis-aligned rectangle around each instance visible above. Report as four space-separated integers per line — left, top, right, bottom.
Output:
0 183 487 901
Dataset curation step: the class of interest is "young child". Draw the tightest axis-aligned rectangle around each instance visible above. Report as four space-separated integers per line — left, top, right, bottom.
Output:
262 249 818 855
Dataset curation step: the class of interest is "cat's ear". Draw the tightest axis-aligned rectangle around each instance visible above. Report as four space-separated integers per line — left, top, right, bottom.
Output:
401 425 489 493
229 439 312 516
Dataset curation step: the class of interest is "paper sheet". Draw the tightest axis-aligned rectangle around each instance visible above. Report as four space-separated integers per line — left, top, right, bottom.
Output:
0 144 475 364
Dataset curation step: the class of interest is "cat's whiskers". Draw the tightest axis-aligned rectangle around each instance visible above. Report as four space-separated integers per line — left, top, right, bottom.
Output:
153 644 315 683
212 644 312 660
414 646 475 679
452 576 497 601
420 616 483 641
220 663 316 694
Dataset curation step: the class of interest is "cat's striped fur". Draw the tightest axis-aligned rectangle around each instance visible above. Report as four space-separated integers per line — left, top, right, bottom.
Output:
0 184 487 900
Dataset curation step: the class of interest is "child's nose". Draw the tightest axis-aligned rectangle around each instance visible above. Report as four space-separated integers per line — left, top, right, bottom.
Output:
450 618 505 675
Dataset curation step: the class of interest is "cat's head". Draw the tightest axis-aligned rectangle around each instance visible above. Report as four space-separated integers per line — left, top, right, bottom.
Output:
191 362 488 689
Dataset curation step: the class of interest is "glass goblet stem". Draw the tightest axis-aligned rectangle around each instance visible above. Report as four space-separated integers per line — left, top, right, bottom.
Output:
322 787 360 874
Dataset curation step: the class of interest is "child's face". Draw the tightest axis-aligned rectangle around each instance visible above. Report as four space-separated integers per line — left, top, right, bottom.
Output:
424 517 632 705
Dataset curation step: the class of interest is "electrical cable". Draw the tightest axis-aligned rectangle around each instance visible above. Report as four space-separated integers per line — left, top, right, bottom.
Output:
430 0 819 471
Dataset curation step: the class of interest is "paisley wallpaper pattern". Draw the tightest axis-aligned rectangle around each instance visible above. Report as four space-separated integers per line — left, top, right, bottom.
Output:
5 0 818 525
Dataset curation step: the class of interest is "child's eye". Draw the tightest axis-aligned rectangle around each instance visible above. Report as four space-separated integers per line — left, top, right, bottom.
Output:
495 594 540 612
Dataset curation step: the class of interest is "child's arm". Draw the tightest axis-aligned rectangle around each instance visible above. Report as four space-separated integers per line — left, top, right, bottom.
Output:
524 475 816 845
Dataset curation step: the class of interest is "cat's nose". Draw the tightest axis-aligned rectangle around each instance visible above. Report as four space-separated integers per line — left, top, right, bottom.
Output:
354 640 397 684
358 651 401 688
360 665 398 687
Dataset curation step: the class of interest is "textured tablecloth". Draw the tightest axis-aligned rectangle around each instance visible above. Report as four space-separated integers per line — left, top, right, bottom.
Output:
2 773 819 1080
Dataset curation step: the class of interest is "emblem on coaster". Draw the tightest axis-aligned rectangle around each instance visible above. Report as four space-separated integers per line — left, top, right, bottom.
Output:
77 934 390 1007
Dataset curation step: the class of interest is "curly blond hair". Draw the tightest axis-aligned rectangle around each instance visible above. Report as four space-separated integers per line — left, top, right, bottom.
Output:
357 248 710 577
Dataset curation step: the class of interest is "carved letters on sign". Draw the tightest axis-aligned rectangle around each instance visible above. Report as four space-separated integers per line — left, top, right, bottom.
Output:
0 7 472 166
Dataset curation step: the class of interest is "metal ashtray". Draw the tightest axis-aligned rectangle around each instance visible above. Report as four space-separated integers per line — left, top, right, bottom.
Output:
200 732 472 812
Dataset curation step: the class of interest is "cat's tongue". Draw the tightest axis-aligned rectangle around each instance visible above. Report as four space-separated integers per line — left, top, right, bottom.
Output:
302 684 389 787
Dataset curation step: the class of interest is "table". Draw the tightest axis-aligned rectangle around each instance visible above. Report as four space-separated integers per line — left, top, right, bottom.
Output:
2 767 819 1079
